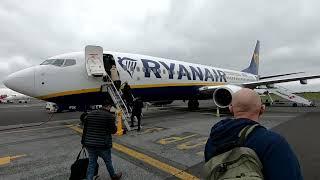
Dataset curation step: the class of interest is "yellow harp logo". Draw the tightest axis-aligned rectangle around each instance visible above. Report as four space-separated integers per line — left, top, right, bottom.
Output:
253 53 259 65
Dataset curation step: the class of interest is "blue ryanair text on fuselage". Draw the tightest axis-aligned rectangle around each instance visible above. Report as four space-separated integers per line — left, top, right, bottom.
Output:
118 57 227 82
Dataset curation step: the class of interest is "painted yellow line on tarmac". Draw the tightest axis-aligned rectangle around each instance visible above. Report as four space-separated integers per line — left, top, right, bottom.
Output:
66 124 82 134
196 151 204 157
0 154 26 165
66 125 199 180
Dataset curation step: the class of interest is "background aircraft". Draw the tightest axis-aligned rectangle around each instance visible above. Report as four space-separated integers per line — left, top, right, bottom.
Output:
0 94 8 103
0 88 31 103
3 41 319 112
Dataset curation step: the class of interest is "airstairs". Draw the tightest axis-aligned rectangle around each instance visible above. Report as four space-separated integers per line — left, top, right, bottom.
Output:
101 75 132 131
269 85 312 106
85 45 136 131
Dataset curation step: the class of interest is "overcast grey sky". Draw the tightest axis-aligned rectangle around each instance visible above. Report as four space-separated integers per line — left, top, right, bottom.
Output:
1 0 320 91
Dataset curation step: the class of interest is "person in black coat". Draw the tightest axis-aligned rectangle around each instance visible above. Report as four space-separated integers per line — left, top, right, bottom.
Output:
121 82 133 109
130 98 143 131
81 103 122 180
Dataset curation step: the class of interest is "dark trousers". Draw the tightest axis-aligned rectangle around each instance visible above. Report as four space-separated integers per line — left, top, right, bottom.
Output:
131 114 141 129
113 80 121 90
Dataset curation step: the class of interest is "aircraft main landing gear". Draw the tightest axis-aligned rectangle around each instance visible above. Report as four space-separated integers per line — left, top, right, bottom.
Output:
188 99 199 110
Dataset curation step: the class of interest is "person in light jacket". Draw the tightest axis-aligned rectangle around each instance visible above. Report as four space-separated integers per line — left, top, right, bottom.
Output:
110 65 121 90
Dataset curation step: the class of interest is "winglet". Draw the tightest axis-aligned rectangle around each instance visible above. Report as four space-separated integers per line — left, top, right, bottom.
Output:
242 40 260 76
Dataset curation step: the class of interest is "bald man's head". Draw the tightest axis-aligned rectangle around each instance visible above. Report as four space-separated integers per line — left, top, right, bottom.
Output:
229 88 265 121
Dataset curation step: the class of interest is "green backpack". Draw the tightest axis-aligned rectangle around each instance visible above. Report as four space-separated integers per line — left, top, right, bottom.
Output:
203 124 264 180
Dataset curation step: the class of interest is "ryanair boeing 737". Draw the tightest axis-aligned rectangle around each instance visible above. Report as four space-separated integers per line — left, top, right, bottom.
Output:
3 41 320 111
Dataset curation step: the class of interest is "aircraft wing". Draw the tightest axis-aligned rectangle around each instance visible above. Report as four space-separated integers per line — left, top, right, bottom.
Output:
242 74 320 88
259 72 304 79
199 74 320 93
199 85 223 91
198 85 233 94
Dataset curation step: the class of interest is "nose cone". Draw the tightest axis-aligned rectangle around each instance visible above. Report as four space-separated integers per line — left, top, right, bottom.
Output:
3 67 35 97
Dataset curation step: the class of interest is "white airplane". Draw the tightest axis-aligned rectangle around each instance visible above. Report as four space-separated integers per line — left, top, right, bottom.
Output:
5 94 30 103
0 88 30 103
3 41 320 112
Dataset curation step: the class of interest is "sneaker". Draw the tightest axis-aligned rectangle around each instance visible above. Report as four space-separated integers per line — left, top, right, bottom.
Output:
111 172 122 180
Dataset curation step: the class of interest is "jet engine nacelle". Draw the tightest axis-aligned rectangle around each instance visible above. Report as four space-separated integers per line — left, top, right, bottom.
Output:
213 85 243 108
300 79 307 85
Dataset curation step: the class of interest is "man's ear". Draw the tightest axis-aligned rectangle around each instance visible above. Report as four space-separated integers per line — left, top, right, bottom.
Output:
259 104 266 116
228 104 233 114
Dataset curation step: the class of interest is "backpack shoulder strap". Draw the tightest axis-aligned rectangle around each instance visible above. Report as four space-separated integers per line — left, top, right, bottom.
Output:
238 124 260 145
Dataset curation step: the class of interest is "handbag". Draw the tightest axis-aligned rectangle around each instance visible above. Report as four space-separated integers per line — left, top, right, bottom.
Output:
69 147 99 180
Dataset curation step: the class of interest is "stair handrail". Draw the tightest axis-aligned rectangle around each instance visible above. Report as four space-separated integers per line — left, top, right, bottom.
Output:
104 74 130 117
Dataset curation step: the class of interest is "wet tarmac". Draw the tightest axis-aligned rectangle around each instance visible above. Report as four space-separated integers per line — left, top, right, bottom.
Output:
0 101 319 179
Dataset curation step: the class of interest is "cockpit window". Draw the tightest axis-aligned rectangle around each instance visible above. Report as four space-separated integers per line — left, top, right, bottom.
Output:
40 59 55 65
40 59 65 66
41 59 71 67
63 59 76 67
52 59 65 66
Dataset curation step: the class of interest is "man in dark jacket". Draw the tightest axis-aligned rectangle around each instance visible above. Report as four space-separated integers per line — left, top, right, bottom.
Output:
81 104 122 180
121 82 133 109
205 88 303 180
130 98 143 131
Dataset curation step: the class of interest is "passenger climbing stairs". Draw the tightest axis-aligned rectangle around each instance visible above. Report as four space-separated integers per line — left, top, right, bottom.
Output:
101 75 132 131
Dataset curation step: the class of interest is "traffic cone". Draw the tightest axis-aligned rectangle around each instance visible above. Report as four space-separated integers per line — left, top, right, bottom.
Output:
116 110 124 136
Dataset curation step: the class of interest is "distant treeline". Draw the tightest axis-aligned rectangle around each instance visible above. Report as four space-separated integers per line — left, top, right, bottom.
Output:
296 92 320 100
261 92 320 101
